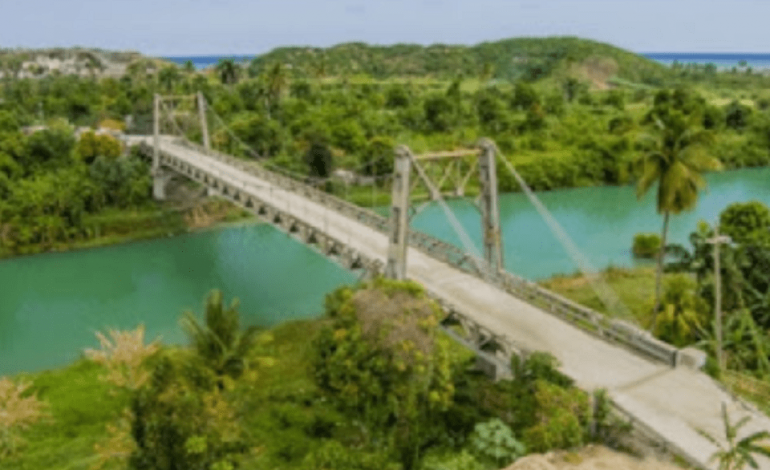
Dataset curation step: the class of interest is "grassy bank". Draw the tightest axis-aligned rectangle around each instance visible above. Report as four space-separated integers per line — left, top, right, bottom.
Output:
539 265 658 326
0 198 252 261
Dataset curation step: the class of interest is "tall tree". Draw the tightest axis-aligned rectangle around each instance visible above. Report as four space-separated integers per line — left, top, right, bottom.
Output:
635 109 722 331
265 62 289 113
215 58 239 86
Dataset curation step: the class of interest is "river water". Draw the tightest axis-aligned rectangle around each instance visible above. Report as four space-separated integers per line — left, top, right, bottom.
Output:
3 167 770 376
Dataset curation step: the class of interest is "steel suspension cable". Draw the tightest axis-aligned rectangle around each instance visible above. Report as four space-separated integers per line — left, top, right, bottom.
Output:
491 142 635 320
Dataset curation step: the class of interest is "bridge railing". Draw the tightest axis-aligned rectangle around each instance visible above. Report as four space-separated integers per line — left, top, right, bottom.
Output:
170 138 679 367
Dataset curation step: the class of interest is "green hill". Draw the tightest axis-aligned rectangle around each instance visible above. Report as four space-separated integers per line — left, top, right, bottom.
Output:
249 36 672 86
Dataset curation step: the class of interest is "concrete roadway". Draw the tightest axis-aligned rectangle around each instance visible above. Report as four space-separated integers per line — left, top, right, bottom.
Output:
152 138 770 470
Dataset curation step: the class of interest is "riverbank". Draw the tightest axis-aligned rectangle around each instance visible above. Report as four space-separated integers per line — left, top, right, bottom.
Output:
0 197 252 262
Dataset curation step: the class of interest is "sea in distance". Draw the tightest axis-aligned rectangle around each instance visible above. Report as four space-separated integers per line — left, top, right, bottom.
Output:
165 52 770 71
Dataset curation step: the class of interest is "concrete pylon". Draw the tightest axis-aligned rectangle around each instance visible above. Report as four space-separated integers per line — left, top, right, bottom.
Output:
152 168 173 201
385 145 412 280
478 138 504 274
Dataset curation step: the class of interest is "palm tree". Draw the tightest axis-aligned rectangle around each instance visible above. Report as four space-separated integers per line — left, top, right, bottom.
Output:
183 60 196 75
700 403 770 470
655 273 708 347
635 109 722 331
215 58 239 85
158 65 180 93
180 289 260 387
266 62 289 110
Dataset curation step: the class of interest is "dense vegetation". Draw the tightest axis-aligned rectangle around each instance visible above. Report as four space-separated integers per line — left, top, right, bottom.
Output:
1 282 630 470
246 36 673 84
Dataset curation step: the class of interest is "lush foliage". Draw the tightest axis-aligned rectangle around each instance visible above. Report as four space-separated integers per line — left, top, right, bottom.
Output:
468 419 526 466
632 232 661 258
719 201 770 245
312 278 454 469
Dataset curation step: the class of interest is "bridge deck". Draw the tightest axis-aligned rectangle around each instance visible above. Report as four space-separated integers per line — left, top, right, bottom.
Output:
150 137 770 470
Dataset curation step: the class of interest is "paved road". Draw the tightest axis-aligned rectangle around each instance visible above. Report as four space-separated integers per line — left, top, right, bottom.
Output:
150 138 770 470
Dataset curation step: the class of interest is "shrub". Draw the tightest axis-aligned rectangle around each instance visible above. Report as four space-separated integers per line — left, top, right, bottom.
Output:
76 130 122 164
301 440 400 470
128 355 249 470
469 418 526 467
421 450 484 470
719 201 770 244
521 380 591 453
632 233 661 258
312 278 454 469
84 324 161 392
0 378 48 459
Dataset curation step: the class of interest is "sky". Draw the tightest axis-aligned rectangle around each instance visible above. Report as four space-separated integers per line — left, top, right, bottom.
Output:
0 0 769 56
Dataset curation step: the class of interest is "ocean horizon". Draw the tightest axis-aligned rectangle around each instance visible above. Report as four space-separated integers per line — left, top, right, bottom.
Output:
164 52 770 71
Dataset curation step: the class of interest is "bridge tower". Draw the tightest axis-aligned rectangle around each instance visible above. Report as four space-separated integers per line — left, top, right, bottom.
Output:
152 92 211 200
151 93 172 200
385 139 505 280
478 138 504 273
385 146 412 280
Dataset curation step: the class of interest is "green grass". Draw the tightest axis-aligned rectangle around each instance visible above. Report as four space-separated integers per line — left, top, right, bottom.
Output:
539 265 658 326
4 359 128 470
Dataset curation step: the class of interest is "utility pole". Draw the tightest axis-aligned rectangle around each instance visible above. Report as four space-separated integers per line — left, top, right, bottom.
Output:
707 225 731 376
197 91 211 150
385 145 412 280
478 138 504 274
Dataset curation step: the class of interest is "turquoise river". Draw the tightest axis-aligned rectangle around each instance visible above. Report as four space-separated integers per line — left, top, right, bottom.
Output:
3 167 770 376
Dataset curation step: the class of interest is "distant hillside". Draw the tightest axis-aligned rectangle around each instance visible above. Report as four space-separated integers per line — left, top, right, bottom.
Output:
249 36 672 86
0 47 164 79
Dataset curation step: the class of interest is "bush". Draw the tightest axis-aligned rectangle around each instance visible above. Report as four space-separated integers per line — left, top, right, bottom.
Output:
469 418 526 467
719 201 770 244
421 450 484 470
128 355 249 470
632 233 661 258
0 378 48 459
312 278 455 469
301 440 400 470
521 380 591 453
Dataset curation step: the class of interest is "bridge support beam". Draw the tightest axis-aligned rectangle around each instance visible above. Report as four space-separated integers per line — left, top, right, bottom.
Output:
197 91 211 150
152 94 160 172
152 168 173 201
385 145 412 280
478 138 504 274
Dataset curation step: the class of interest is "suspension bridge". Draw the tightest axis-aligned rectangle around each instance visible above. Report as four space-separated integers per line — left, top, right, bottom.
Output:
126 93 770 470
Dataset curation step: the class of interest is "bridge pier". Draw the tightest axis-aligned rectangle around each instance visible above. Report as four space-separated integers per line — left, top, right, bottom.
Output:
152 168 173 200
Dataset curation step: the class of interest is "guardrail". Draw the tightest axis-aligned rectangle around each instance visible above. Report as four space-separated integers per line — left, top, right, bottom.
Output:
167 138 680 367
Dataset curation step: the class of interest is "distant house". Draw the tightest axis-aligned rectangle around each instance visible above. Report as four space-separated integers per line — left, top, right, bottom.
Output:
21 125 48 135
